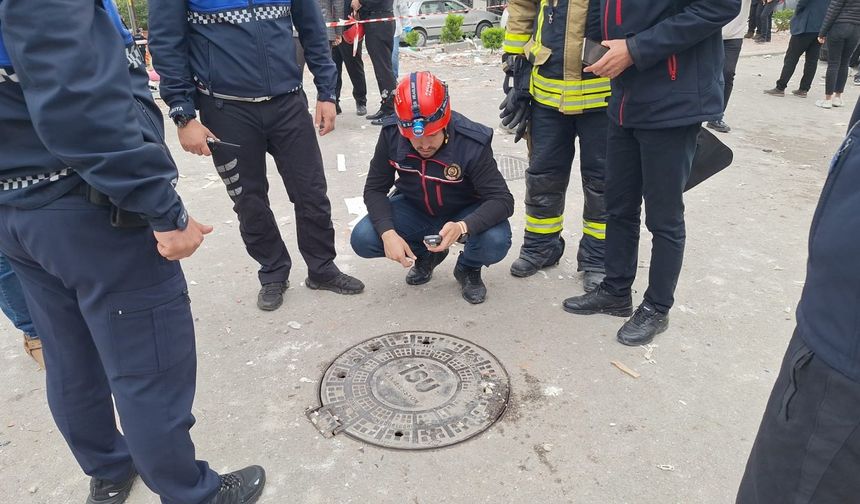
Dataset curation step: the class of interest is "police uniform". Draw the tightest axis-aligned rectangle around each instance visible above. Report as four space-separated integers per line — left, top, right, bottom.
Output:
0 1 221 502
148 0 362 296
503 0 611 280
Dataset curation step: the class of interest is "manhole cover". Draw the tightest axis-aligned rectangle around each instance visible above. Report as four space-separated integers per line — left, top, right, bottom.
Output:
497 154 529 181
308 331 510 450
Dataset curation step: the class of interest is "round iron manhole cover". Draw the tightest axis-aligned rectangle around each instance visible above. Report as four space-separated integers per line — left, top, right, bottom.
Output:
316 331 510 450
496 155 529 181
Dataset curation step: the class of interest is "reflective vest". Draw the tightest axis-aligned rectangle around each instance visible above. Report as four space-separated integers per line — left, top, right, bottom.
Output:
503 0 610 114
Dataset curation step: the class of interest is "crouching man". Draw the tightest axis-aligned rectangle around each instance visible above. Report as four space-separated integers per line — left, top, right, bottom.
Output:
351 71 514 304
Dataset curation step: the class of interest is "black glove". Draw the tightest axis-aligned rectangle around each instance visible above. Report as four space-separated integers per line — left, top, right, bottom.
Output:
499 53 533 143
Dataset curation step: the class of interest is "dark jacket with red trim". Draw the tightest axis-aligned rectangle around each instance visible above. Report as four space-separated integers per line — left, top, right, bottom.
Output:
363 111 514 236
601 0 741 129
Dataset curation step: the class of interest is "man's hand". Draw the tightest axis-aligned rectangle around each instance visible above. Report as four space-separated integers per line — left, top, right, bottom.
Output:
381 230 417 267
818 36 826 44
584 39 634 79
351 0 361 11
315 101 337 136
333 35 343 46
153 217 214 261
178 119 217 156
426 221 463 253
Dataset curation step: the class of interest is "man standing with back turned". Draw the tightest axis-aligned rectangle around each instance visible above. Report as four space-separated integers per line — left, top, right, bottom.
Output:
563 0 741 346
149 0 365 312
0 0 264 502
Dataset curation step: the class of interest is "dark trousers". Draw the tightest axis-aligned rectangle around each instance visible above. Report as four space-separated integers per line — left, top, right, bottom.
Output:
362 16 397 112
722 38 744 114
736 331 860 504
0 195 220 504
521 105 608 273
333 40 368 107
758 2 776 41
350 195 512 269
198 92 340 285
602 122 699 313
825 23 860 95
748 1 761 35
776 33 822 92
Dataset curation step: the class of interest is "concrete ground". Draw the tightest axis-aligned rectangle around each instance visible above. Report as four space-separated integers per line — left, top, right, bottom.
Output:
1 38 854 504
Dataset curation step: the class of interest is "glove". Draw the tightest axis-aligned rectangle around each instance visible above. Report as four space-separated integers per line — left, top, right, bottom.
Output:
499 53 533 143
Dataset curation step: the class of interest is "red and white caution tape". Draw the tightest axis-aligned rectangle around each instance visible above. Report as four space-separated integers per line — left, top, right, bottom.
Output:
325 6 506 28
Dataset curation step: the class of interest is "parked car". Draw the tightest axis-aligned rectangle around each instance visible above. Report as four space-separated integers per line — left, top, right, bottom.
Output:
406 0 501 47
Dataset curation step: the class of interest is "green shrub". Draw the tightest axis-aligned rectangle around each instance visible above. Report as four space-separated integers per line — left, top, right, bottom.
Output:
774 9 793 32
440 14 464 44
404 30 421 47
481 27 505 51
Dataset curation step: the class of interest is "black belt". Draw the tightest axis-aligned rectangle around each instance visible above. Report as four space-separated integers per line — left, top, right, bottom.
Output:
68 182 148 228
68 182 111 206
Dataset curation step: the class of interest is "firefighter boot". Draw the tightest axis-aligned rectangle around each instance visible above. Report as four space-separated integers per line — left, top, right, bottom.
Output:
510 237 565 278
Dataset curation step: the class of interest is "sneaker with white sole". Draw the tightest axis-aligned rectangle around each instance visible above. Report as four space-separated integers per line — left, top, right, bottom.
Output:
816 99 833 109
833 96 844 107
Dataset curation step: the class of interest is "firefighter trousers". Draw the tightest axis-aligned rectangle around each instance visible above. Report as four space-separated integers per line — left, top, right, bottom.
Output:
521 105 608 272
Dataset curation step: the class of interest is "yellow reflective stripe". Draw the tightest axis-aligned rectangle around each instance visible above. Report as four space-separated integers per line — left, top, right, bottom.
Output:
532 71 612 94
582 220 606 240
534 0 547 50
504 33 531 42
531 89 611 112
502 44 526 54
525 214 563 234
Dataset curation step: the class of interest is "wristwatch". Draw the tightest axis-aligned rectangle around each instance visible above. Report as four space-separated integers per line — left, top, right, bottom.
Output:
172 114 195 128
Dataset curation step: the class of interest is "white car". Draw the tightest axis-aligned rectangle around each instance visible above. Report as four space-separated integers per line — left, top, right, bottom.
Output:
406 0 501 47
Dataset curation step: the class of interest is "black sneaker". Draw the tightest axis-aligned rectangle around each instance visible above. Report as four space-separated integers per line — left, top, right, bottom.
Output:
366 108 386 120
706 120 731 133
616 302 669 346
370 114 394 126
453 264 487 304
562 284 633 317
406 249 449 285
510 237 565 278
257 281 288 311
86 469 137 504
582 271 605 293
763 87 785 97
206 466 266 504
305 272 365 295
356 104 367 116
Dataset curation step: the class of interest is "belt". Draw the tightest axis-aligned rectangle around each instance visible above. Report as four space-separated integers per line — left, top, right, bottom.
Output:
68 182 111 206
197 86 275 102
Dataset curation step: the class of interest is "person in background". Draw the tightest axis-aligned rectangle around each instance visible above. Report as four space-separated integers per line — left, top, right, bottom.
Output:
333 0 368 115
763 0 829 99
353 0 399 125
392 0 411 78
0 253 43 369
746 0 762 38
708 0 752 133
755 0 780 43
816 0 860 109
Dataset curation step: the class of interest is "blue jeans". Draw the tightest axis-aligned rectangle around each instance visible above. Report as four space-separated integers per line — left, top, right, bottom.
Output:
350 195 512 269
392 35 400 78
0 252 36 338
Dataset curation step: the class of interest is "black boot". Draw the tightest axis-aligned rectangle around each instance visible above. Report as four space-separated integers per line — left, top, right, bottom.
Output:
366 108 387 120
582 271 605 293
406 249 449 285
257 281 288 311
562 284 632 317
453 263 487 304
305 272 365 295
510 237 565 278
616 302 669 346
86 469 137 504
206 466 266 504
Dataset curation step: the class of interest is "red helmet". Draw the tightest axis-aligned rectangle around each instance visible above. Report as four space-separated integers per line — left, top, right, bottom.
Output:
394 71 451 139
343 15 364 45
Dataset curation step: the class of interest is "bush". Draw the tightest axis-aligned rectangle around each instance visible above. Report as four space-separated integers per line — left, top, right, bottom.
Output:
440 14 464 44
774 9 793 32
481 27 505 51
404 30 421 47
118 0 149 31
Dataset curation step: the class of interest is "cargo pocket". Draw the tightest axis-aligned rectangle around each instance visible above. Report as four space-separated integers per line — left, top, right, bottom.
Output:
779 344 815 422
107 273 194 376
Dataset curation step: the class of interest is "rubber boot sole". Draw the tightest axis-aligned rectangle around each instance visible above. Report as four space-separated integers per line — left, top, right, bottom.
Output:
304 277 364 295
562 305 633 317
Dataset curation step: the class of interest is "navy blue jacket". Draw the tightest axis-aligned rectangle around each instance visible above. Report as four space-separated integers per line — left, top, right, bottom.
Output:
600 0 741 129
0 0 188 232
796 108 860 383
363 112 514 236
791 0 829 35
148 0 338 121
